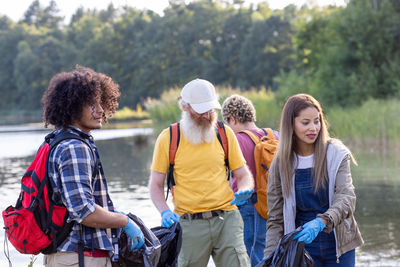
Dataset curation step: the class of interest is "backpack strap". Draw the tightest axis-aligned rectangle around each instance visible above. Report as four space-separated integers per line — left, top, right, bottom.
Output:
240 129 261 144
34 131 90 207
262 128 276 141
216 121 228 164
169 123 180 166
47 131 96 160
216 120 230 180
44 130 97 263
241 128 275 144
166 123 180 200
45 130 98 183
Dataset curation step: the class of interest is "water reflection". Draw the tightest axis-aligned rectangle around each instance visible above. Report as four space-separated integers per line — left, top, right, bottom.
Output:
351 145 400 266
98 137 154 188
0 130 399 266
0 128 160 266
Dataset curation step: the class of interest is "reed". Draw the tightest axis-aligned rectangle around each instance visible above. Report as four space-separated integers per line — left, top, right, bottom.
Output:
325 98 400 146
144 88 182 133
145 87 282 133
112 105 150 121
145 88 400 146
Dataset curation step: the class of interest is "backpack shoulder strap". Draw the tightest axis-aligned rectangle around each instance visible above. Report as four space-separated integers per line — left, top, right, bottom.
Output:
216 120 228 163
42 131 93 261
166 123 180 200
216 121 230 180
263 128 276 140
46 130 97 179
241 128 276 143
240 129 261 145
169 123 180 165
47 130 92 151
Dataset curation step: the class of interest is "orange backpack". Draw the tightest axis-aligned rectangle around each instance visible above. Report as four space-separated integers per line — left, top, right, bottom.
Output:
241 128 278 219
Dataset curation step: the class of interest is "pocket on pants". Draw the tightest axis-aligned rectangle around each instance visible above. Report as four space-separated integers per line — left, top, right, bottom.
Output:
178 257 190 267
234 247 250 266
55 252 79 266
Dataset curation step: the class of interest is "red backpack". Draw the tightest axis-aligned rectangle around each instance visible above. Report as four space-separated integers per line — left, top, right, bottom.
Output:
166 120 229 199
2 130 95 255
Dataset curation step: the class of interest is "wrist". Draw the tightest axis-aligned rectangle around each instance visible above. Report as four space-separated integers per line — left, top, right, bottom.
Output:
122 216 129 229
316 217 326 230
161 209 171 215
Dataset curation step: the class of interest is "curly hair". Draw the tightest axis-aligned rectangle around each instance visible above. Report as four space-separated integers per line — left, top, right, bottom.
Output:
42 65 120 129
221 94 256 123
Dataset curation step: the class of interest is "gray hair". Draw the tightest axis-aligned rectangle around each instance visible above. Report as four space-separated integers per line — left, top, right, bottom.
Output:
178 98 190 110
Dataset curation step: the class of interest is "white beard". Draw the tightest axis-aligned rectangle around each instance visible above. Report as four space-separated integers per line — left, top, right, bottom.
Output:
180 111 217 145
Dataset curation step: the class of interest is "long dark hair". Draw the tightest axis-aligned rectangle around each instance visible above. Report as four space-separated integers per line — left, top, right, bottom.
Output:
272 94 330 197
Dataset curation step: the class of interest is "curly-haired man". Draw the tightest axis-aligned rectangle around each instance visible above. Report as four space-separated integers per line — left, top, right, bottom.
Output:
222 94 279 266
41 66 144 267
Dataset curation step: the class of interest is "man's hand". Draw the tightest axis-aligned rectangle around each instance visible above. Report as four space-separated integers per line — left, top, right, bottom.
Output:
230 189 254 206
161 209 180 227
123 218 145 250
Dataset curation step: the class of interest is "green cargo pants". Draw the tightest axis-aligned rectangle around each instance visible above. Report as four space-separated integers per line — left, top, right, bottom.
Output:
178 209 250 267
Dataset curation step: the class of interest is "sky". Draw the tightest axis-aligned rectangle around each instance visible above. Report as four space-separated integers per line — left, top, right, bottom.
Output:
1 0 347 22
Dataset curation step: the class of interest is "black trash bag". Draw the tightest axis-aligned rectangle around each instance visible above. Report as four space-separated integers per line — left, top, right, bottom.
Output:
151 222 182 267
118 213 162 267
256 227 315 267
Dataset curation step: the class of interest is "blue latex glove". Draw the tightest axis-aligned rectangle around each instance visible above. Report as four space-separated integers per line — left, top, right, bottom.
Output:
293 217 326 244
230 189 254 206
161 209 180 227
123 218 145 250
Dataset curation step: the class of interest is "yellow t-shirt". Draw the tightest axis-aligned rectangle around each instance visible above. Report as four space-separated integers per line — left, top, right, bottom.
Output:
151 124 246 215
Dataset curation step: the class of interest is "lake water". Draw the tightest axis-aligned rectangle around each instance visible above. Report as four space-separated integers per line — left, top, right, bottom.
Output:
0 126 399 267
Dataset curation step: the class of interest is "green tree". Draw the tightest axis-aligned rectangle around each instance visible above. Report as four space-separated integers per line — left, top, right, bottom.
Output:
277 0 400 106
22 0 40 25
238 11 294 89
13 41 41 110
22 0 63 28
0 22 26 109
206 7 253 86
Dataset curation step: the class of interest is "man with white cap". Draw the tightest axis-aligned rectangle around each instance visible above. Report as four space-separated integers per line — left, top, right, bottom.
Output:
149 78 254 266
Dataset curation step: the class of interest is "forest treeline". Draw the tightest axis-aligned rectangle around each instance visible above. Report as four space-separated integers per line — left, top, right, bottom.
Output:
0 0 399 112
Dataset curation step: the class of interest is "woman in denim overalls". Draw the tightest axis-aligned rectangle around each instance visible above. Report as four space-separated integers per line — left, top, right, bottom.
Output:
264 94 363 266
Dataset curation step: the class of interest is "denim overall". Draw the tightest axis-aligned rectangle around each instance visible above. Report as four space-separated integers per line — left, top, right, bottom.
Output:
295 168 355 267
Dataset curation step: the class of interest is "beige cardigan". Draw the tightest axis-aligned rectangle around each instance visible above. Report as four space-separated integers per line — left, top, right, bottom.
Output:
264 140 364 260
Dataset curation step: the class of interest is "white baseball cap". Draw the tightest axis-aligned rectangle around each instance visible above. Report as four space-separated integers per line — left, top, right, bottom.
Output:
181 78 221 114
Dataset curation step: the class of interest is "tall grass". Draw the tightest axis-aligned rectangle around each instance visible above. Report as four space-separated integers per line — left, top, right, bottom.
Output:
112 105 150 121
144 88 182 133
326 98 400 146
145 87 282 133
145 88 400 146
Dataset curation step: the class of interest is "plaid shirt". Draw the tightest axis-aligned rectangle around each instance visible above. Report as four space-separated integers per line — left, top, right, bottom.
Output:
47 126 120 257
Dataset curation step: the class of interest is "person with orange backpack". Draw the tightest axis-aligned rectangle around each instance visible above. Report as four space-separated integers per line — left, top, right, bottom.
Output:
149 79 254 267
222 94 279 267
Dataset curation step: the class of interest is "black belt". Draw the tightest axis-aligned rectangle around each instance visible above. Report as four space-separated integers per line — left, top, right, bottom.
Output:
181 210 224 220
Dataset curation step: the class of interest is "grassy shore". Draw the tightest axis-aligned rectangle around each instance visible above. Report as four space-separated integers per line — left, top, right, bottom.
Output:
2 88 398 147
145 87 400 146
0 106 151 129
